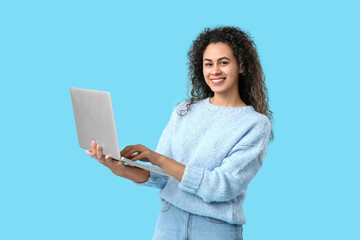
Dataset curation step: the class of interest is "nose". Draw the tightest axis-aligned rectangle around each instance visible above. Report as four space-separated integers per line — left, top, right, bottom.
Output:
211 63 221 75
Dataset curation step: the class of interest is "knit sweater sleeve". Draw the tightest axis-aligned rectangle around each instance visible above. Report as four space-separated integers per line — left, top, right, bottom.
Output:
178 117 271 203
134 104 179 189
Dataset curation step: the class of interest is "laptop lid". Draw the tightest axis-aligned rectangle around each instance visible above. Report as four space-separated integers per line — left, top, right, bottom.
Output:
70 87 121 160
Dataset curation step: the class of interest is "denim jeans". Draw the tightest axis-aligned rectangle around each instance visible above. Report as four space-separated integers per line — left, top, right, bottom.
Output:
152 200 243 240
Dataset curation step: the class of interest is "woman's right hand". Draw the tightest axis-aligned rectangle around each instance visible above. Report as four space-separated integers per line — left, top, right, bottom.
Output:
86 141 128 178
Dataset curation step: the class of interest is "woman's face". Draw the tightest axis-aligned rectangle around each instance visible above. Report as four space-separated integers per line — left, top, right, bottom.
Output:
203 42 242 97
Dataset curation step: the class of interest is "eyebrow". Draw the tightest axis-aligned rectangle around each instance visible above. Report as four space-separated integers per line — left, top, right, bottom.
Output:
203 57 230 62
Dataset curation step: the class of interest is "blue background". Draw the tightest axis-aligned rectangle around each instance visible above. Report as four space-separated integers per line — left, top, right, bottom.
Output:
1 0 359 239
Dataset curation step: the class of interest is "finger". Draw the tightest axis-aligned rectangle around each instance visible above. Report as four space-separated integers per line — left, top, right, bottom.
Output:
96 144 103 159
97 154 111 166
125 151 140 159
87 149 106 165
120 145 132 154
91 141 97 156
104 155 116 166
105 154 116 163
120 145 134 157
85 150 96 159
116 160 125 166
130 152 147 162
129 153 140 159
122 147 137 158
104 154 110 163
114 158 126 168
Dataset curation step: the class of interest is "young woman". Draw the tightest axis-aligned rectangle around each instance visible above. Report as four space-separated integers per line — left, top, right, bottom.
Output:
86 26 274 240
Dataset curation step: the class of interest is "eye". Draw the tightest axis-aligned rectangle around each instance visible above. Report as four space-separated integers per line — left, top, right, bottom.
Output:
204 63 212 67
220 61 228 65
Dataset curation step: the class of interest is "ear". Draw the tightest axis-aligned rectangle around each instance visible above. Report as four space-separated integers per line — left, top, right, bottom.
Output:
239 63 244 74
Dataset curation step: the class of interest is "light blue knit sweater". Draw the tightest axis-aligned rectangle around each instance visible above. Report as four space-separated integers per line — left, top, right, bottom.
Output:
137 97 271 225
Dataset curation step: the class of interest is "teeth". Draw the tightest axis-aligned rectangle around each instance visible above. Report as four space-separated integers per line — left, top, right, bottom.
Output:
212 78 225 82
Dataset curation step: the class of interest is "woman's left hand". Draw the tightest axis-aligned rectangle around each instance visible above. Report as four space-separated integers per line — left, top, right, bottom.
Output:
120 144 163 166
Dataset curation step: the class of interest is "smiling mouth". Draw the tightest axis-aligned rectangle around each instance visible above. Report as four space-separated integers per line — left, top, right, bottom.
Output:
211 78 225 84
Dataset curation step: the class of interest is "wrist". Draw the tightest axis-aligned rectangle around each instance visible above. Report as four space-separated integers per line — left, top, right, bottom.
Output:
122 165 150 183
155 155 167 167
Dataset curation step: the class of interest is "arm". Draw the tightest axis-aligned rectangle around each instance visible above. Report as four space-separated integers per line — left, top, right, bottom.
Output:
119 145 185 185
122 104 181 188
86 141 150 183
87 104 182 185
177 119 271 203
124 115 271 202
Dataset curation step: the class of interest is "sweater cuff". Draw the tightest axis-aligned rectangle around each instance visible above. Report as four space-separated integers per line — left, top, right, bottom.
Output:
134 171 161 187
179 165 204 194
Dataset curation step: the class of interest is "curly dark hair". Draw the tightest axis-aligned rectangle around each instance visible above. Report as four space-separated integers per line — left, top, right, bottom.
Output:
179 26 274 141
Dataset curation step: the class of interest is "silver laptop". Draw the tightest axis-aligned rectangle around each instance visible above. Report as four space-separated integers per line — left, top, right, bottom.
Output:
70 87 170 177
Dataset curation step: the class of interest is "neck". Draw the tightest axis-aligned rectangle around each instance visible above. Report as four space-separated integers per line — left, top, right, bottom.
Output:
210 94 247 108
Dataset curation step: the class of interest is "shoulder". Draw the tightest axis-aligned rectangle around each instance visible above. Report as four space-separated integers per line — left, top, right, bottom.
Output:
167 100 191 120
253 111 271 131
174 99 204 115
242 108 271 131
236 110 271 146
